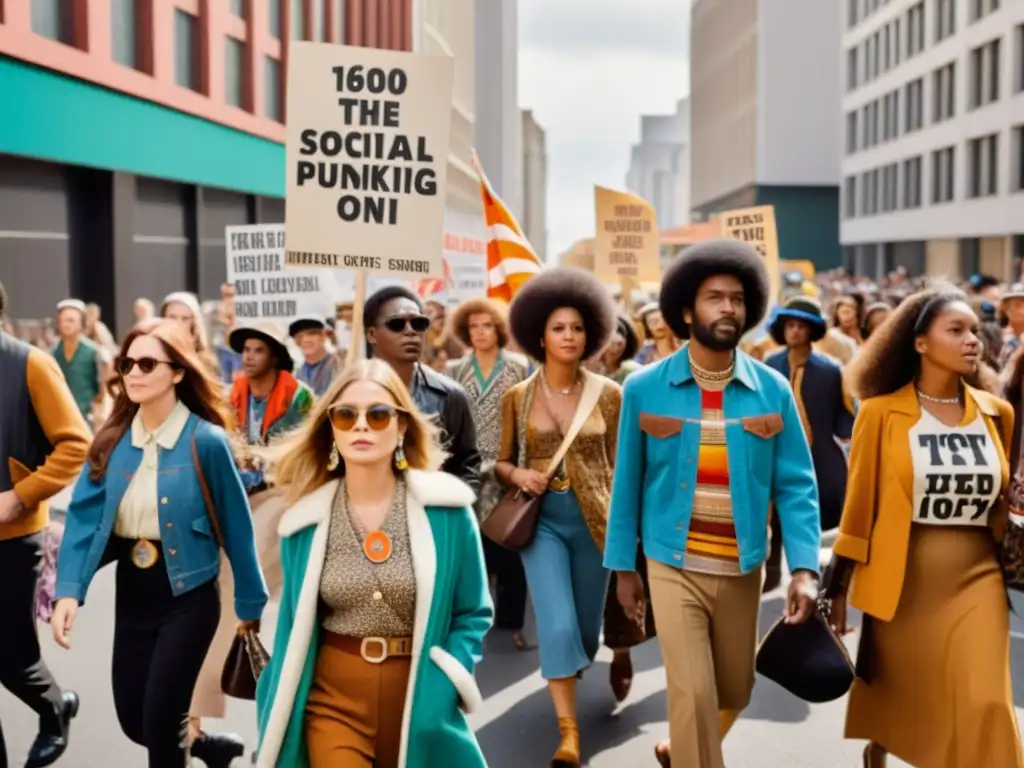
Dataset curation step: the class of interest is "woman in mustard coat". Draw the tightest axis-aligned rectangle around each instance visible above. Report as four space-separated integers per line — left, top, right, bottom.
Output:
825 285 1023 768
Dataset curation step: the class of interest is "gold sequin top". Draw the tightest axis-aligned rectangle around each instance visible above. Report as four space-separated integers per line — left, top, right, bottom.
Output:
319 478 416 637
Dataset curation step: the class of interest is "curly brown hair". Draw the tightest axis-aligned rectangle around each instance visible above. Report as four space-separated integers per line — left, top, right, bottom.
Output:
447 298 510 349
845 281 998 400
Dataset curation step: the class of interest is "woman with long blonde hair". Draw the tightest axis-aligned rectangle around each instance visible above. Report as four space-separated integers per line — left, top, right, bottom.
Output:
255 359 492 768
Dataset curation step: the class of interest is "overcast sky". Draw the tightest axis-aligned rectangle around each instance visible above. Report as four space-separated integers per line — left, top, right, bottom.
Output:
518 0 690 261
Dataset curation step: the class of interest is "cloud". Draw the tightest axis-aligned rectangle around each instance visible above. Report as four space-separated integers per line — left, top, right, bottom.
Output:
519 0 690 259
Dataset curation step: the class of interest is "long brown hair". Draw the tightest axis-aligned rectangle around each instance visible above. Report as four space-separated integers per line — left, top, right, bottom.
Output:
88 319 232 480
266 359 444 505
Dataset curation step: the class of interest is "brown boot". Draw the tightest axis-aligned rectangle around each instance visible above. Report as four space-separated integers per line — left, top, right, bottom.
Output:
551 716 580 767
863 743 887 767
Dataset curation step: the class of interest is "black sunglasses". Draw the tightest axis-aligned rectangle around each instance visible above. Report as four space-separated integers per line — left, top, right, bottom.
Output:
382 314 430 333
114 356 178 376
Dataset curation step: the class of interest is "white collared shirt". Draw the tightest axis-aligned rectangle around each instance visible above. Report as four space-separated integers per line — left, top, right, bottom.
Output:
113 400 191 540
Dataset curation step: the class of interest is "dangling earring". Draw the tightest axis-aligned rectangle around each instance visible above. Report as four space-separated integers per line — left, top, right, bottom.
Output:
394 437 408 471
327 443 340 471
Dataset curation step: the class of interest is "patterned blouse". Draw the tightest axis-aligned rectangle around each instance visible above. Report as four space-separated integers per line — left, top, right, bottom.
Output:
319 478 416 638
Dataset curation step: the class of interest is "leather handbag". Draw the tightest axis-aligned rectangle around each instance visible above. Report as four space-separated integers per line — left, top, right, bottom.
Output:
481 372 604 550
221 625 271 700
989 411 1024 590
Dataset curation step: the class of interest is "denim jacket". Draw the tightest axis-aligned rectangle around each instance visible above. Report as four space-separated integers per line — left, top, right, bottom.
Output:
604 346 822 575
55 413 268 621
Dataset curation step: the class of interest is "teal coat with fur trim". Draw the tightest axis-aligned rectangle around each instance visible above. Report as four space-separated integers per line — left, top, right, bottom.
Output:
254 470 493 768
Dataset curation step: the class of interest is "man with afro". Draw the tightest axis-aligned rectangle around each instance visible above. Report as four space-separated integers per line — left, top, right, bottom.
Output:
604 239 822 768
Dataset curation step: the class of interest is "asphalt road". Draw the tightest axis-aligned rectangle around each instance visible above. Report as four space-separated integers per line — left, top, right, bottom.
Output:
4 516 1024 766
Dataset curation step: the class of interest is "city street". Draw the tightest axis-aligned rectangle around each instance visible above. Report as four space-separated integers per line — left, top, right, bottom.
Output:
4 529 1024 766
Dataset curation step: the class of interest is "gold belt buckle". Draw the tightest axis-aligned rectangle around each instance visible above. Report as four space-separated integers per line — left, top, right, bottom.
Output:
360 637 388 664
131 540 159 569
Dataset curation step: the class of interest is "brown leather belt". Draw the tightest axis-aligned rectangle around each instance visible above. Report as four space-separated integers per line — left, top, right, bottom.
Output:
323 633 413 664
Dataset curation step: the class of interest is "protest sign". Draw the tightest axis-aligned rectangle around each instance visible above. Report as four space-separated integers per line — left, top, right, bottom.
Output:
283 42 454 278
717 204 780 303
227 224 406 328
593 186 661 286
416 209 488 307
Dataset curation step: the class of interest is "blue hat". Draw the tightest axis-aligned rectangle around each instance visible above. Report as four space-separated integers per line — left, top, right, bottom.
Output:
768 296 827 345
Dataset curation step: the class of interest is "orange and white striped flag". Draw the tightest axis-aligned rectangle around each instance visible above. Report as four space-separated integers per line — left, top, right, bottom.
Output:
471 149 542 303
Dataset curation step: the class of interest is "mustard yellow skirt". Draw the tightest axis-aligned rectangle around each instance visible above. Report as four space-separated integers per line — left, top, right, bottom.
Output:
846 526 1023 767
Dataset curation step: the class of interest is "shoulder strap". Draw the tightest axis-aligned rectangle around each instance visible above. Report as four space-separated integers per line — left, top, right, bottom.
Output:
191 422 225 549
542 372 604 480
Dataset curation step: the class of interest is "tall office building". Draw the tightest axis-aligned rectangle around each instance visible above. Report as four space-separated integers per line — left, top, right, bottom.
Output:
625 97 690 230
521 109 548 261
840 0 1024 279
690 0 842 271
0 0 411 333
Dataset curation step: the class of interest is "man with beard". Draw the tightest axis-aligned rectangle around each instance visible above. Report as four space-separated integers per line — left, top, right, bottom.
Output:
363 286 481 492
604 240 821 768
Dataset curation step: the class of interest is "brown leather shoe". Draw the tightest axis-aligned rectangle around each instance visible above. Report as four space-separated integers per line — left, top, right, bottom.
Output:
653 739 671 767
550 716 580 767
609 651 633 703
863 743 887 767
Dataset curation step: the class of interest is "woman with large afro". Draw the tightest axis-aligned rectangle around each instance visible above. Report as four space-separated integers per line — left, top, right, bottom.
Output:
493 267 629 767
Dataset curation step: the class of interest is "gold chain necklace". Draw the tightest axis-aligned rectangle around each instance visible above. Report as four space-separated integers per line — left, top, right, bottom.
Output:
542 368 582 395
690 356 734 383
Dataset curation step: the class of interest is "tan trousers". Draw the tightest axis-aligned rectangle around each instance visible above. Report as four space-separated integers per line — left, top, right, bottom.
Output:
305 637 411 768
647 559 762 768
189 491 286 718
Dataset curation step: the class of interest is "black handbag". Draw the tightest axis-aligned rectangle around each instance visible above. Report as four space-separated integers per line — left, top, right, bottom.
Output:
755 597 855 703
222 626 270 700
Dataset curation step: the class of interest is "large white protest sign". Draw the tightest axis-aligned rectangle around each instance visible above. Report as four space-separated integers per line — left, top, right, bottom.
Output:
283 43 454 278
227 224 405 327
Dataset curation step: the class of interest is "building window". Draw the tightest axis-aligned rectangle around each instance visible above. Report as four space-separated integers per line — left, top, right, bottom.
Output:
905 78 924 132
332 0 346 43
907 2 926 58
932 62 956 123
848 0 859 29
1016 25 1024 93
969 39 1001 109
847 47 859 91
844 176 857 218
174 10 199 92
292 0 306 39
1015 125 1024 192
225 37 246 109
882 26 891 72
893 18 902 65
903 156 923 208
935 0 955 42
968 133 999 198
931 146 955 203
31 0 75 44
230 0 246 16
265 56 283 122
970 0 1000 22
313 0 326 41
881 163 899 212
111 0 137 68
269 0 282 39
846 111 859 154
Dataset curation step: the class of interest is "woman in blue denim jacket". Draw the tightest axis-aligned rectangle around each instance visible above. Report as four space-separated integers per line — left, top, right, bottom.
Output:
51 319 268 768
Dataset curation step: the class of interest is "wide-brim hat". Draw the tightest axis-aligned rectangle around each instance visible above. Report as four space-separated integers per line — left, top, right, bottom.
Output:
288 315 327 337
1002 283 1024 302
228 320 294 372
755 613 855 704
768 296 827 345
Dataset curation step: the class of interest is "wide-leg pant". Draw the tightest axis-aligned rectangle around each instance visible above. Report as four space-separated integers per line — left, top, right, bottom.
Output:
519 490 609 679
111 538 220 768
647 560 761 768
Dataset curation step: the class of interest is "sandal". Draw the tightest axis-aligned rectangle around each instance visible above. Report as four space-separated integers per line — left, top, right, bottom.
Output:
609 651 633 702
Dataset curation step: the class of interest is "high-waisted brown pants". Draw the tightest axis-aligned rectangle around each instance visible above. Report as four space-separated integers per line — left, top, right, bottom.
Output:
304 635 412 768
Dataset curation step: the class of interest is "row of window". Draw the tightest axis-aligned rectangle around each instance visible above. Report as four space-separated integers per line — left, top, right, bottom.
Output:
847 1 927 89
848 0 999 33
844 126 1024 218
845 78 923 154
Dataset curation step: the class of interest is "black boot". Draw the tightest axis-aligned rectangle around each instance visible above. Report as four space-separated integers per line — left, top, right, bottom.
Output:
24 691 78 768
190 731 246 768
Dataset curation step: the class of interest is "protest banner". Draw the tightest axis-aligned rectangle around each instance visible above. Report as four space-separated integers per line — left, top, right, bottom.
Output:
416 209 488 307
593 187 661 302
716 204 780 304
283 42 454 279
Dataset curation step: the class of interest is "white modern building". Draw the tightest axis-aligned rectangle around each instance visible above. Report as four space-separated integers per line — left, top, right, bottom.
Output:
690 0 842 271
521 109 548 260
625 98 691 230
840 0 1024 279
473 0 523 219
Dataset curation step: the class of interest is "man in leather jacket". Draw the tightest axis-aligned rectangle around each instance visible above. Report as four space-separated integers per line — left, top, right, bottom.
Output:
363 286 481 493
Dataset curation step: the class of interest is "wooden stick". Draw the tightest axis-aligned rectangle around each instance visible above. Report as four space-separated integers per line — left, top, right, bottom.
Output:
344 270 368 367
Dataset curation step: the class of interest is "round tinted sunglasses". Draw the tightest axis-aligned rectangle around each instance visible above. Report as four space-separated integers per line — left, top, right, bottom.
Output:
328 403 407 431
382 314 430 333
114 356 179 376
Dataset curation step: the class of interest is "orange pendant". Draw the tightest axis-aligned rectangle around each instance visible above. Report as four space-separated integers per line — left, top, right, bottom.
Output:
363 530 392 564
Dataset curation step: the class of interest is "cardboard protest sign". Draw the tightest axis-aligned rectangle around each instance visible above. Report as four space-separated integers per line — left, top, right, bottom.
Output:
227 224 405 327
593 187 661 285
283 42 454 278
717 204 780 304
416 209 488 307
